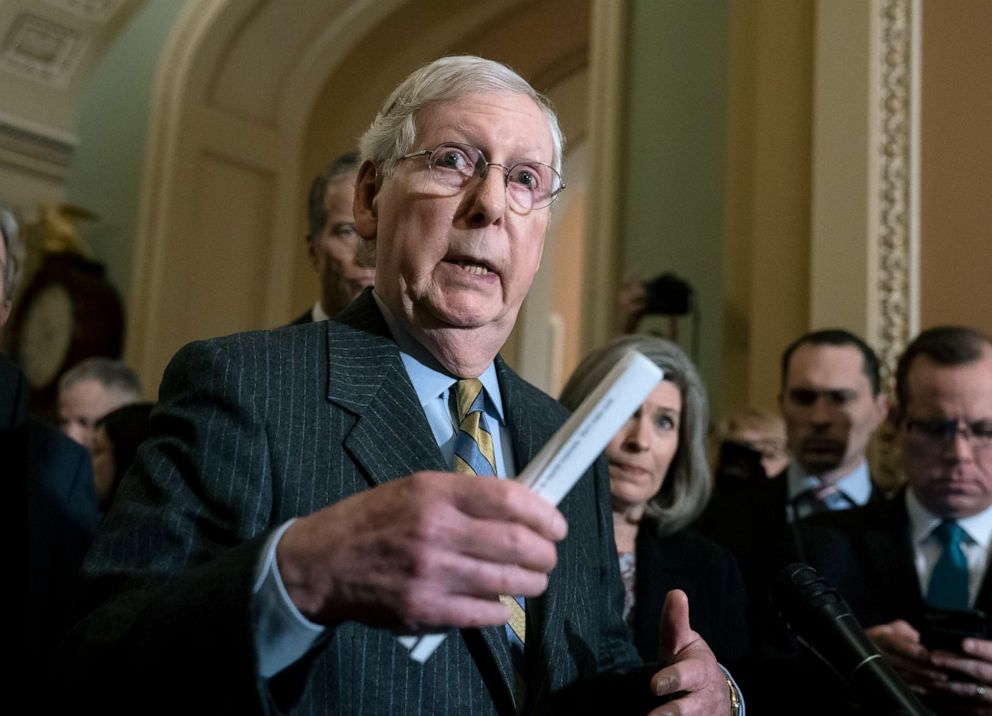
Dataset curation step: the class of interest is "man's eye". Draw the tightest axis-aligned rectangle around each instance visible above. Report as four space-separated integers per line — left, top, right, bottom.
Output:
788 389 817 406
971 422 992 439
509 165 541 190
332 224 357 239
433 147 472 172
828 390 856 405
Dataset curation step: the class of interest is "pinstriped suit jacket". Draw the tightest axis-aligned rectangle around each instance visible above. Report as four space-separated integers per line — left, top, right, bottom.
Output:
65 292 646 715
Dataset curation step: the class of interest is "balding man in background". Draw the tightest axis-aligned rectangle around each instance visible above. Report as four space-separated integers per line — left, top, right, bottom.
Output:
291 152 375 324
57 357 142 451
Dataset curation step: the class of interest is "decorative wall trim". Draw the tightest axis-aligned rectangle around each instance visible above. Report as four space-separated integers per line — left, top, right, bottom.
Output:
874 0 920 388
0 13 86 88
0 110 76 179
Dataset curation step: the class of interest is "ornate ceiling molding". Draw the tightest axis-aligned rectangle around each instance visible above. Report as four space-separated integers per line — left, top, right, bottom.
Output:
0 12 86 89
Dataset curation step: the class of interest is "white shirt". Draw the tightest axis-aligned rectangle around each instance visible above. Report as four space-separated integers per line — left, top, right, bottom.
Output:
310 301 330 322
905 489 992 606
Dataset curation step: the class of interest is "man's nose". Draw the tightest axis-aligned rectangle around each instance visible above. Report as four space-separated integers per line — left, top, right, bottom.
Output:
809 397 834 425
944 430 976 462
463 168 507 226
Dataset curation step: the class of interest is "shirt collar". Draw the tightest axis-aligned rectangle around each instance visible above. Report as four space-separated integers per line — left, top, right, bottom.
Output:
906 487 992 550
786 458 872 505
371 291 505 425
312 301 330 322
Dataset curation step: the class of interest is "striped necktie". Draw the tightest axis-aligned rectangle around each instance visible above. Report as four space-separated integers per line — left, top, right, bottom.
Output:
926 519 970 609
452 379 527 682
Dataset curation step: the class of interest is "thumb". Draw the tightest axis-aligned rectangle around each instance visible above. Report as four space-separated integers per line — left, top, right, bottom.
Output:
658 589 693 665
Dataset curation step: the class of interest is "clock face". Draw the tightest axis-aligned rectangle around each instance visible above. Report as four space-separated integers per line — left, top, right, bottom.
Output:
19 283 74 388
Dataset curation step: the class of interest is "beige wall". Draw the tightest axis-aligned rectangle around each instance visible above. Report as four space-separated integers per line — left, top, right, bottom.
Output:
920 0 992 334
721 0 814 414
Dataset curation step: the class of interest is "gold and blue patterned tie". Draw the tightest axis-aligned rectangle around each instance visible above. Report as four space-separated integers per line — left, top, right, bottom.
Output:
453 379 527 680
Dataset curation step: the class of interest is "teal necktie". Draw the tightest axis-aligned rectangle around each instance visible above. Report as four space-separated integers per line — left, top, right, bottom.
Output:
452 380 527 679
926 520 970 609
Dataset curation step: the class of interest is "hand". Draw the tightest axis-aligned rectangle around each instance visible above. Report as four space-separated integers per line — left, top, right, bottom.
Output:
866 620 947 694
648 590 731 716
618 276 647 333
927 637 992 712
276 472 567 632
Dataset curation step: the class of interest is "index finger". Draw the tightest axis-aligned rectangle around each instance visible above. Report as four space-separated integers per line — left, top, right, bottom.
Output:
963 638 992 662
444 473 568 541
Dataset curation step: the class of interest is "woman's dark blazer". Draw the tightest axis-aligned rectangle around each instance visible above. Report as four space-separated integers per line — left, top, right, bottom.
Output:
631 521 750 667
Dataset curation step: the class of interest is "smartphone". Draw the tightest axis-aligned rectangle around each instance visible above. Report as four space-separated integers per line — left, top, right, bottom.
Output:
920 607 989 652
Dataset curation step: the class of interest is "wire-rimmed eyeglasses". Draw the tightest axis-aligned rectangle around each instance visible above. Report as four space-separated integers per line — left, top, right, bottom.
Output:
399 141 565 213
905 417 992 448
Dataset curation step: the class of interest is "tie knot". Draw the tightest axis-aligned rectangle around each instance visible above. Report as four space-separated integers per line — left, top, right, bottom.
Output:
933 519 965 547
456 378 485 423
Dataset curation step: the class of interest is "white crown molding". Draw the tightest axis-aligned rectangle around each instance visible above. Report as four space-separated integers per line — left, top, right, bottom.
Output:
0 108 76 179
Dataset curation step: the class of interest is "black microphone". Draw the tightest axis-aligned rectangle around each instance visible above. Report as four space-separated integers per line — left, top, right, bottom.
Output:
770 562 935 716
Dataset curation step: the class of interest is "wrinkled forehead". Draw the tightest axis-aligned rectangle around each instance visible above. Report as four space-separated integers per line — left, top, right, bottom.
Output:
413 91 555 162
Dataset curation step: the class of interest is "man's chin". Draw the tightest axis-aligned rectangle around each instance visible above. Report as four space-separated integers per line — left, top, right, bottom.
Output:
796 453 844 475
422 297 514 332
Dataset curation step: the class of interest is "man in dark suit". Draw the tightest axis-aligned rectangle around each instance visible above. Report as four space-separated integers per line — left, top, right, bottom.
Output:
799 326 992 714
2 207 97 700
64 57 737 715
290 152 375 325
695 329 888 710
699 331 888 593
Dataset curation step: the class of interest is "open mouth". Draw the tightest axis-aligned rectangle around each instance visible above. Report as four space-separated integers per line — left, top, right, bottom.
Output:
450 258 495 277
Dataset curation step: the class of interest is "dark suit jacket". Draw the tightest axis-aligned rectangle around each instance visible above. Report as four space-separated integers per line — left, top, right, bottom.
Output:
2 353 97 695
694 467 887 639
797 492 992 630
783 493 992 714
63 292 648 715
631 525 749 668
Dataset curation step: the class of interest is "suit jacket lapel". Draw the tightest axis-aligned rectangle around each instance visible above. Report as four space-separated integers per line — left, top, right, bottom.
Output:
325 293 446 486
868 496 928 619
328 296 518 709
496 358 562 709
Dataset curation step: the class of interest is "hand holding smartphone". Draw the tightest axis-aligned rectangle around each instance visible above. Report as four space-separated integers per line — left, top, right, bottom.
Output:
920 607 989 653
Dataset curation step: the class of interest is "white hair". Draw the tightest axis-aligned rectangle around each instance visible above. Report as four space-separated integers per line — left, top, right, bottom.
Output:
359 55 564 174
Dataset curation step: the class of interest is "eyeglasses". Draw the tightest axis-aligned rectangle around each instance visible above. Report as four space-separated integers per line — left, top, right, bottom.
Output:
905 418 992 448
399 141 565 213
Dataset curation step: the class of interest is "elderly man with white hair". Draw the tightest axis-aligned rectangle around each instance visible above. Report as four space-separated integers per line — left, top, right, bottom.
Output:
66 57 739 715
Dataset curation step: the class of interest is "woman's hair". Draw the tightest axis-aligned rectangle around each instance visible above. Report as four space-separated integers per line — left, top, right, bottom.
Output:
559 334 711 536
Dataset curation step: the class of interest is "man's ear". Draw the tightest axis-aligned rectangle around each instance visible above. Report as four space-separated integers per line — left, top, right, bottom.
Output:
353 160 380 242
305 236 319 270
